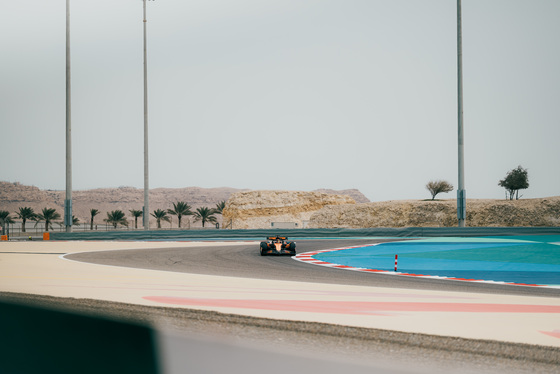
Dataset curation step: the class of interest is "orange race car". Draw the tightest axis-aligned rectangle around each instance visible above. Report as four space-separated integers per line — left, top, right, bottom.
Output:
259 236 296 256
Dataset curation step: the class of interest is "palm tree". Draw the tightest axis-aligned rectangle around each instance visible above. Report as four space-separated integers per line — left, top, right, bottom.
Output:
1 210 15 234
35 208 61 232
104 210 129 229
151 209 170 229
130 209 143 229
1 210 15 235
193 207 218 228
57 216 80 230
214 201 226 215
15 207 36 233
0 210 15 223
90 209 99 230
167 201 193 228
0 210 14 224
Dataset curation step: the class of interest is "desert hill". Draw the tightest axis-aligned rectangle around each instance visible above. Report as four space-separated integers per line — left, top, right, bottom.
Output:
308 197 560 228
0 181 369 228
223 190 560 229
4 181 557 230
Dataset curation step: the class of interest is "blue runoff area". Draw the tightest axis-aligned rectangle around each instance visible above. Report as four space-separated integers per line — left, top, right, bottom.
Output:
313 236 560 286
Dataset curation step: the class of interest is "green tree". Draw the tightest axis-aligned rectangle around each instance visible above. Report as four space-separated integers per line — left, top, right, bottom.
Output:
167 201 193 228
130 209 143 229
35 208 61 232
214 201 226 214
151 209 170 229
104 210 129 229
499 165 529 200
425 180 454 200
58 216 80 230
0 210 14 235
90 209 100 230
1 211 15 224
193 207 218 228
15 207 36 233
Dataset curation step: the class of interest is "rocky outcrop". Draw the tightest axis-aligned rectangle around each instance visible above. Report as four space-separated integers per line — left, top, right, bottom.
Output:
308 197 560 228
222 190 356 229
313 189 370 203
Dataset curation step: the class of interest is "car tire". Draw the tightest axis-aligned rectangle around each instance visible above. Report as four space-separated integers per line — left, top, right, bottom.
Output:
260 242 267 256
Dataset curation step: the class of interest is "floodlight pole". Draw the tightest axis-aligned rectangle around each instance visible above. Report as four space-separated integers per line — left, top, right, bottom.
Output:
457 0 466 227
64 0 73 233
142 0 150 230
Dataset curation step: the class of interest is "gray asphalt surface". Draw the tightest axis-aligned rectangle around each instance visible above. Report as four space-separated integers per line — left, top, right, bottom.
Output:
67 239 560 298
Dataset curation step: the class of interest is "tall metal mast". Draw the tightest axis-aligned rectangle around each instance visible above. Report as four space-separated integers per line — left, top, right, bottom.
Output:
65 0 73 233
457 0 466 227
142 0 151 230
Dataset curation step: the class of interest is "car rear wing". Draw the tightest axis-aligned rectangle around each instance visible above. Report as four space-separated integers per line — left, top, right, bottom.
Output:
267 236 288 240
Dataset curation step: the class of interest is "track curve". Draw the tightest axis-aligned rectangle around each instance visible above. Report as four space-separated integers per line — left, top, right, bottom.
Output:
67 239 560 298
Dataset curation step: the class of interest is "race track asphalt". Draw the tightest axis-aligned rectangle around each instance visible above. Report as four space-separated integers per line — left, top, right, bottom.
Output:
66 239 560 298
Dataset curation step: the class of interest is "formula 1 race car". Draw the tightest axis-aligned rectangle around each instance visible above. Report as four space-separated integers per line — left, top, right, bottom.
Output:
260 236 296 256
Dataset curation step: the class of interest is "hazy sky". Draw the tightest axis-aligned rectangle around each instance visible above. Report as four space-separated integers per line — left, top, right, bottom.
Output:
2 0 559 202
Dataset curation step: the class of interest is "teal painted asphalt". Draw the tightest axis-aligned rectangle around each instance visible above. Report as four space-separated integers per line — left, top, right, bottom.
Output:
313 236 560 286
